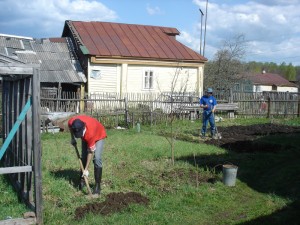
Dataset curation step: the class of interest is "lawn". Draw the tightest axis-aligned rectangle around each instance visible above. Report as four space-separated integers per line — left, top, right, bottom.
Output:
1 117 300 224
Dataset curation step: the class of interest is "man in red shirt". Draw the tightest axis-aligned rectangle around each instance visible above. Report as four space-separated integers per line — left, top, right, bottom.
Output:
68 115 107 195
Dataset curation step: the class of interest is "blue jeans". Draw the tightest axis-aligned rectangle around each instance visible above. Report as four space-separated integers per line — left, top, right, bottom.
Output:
201 111 215 136
81 139 104 169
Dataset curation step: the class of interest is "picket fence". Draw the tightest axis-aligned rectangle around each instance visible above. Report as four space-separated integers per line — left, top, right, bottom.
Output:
39 89 300 128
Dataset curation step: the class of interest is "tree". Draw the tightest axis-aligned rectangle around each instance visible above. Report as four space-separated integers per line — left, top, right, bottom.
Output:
285 63 297 81
204 34 247 93
156 64 192 165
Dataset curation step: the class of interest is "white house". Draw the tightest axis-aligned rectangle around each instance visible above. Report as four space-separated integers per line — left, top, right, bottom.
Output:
236 72 298 93
62 20 207 96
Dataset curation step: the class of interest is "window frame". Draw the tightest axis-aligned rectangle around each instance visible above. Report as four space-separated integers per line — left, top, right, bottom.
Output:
90 70 102 79
143 69 155 90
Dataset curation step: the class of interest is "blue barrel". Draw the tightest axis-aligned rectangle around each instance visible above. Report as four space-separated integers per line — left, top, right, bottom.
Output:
222 164 238 186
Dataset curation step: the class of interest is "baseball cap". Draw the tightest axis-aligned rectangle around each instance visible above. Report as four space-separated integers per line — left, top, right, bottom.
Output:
206 88 213 93
71 119 85 138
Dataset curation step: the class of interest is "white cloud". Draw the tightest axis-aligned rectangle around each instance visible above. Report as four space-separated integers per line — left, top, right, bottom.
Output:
146 4 164 15
0 0 117 37
251 0 300 5
188 0 300 65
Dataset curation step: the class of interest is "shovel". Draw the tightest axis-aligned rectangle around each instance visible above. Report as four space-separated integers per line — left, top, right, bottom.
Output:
213 113 222 140
73 144 92 196
214 124 222 139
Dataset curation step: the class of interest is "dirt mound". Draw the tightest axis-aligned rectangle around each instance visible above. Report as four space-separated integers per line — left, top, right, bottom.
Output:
75 192 149 220
205 123 300 152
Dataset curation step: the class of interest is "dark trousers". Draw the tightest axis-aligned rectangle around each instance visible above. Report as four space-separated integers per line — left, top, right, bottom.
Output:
201 111 215 135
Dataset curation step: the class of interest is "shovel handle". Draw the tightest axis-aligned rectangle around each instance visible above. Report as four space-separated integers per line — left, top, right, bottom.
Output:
74 145 93 196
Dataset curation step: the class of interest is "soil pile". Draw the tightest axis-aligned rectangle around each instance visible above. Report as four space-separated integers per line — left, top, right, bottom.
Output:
205 123 300 152
75 192 149 220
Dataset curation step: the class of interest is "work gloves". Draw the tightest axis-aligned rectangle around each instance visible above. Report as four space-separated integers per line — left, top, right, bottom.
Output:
82 170 89 177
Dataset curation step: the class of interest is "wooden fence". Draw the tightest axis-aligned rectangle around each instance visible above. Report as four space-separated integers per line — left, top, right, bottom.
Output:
0 64 42 224
39 90 299 128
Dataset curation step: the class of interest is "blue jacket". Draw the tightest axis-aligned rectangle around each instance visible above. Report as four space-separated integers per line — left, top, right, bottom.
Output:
199 95 217 111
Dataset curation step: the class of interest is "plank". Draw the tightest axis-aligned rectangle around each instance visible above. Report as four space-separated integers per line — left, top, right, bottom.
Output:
0 166 32 174
0 217 36 225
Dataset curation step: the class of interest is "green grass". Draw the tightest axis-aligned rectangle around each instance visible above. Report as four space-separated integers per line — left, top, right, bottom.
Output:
1 117 300 224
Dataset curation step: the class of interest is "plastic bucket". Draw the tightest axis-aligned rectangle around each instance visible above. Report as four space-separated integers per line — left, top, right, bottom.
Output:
222 164 238 186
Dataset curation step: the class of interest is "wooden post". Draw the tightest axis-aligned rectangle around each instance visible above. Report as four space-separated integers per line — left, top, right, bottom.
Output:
297 95 300 117
80 84 85 113
56 84 61 112
229 88 233 103
132 112 135 129
267 96 271 118
32 67 43 225
124 97 129 127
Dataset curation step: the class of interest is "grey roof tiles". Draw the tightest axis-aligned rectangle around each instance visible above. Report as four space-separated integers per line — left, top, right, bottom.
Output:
0 35 86 83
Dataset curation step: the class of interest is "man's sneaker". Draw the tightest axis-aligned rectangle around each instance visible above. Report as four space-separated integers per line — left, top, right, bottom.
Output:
201 133 205 139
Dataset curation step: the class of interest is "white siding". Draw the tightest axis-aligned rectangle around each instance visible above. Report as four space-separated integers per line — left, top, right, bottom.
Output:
254 85 272 92
254 85 298 93
126 65 143 92
277 86 298 92
126 65 198 93
89 64 118 93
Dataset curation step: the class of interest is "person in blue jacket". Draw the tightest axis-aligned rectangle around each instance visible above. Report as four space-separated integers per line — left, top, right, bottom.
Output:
199 88 217 138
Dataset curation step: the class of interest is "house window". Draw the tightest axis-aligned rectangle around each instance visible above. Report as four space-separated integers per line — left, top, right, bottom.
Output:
91 70 101 79
233 83 240 92
272 85 277 91
244 84 252 92
144 70 154 89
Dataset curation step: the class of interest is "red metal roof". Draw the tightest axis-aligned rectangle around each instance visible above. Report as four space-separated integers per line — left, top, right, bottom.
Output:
48 37 67 43
67 21 207 62
247 73 297 87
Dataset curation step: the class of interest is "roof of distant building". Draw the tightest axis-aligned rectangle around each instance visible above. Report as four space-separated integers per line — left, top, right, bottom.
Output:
244 72 297 87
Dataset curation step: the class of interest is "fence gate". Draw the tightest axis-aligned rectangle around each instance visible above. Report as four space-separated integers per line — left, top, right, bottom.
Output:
0 64 42 224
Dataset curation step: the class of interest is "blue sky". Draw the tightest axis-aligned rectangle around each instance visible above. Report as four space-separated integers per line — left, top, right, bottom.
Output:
0 0 299 66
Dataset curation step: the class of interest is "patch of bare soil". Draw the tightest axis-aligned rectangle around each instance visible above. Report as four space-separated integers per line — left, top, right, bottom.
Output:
205 123 300 152
160 168 217 187
74 192 149 220
74 169 216 219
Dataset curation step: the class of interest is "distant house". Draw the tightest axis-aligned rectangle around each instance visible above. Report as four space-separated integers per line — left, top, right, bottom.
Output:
234 72 298 93
62 20 207 96
0 34 86 94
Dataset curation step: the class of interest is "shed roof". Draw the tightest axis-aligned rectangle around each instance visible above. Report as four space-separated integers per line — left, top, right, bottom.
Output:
245 72 297 87
62 20 207 63
0 35 86 83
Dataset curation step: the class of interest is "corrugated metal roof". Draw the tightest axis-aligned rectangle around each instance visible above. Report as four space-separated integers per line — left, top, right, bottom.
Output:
0 53 25 64
40 70 85 83
0 47 7 55
16 52 40 63
247 73 297 87
65 20 207 62
0 35 86 83
0 36 23 49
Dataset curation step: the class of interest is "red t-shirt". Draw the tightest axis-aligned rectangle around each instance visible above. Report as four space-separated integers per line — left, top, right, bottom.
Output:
68 115 107 150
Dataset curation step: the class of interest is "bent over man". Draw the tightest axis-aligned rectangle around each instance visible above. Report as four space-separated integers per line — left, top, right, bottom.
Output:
68 115 107 195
